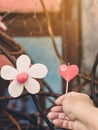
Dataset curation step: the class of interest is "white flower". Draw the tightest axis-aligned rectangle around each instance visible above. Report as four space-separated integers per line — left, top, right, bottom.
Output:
1 55 48 98
0 16 7 31
0 22 7 31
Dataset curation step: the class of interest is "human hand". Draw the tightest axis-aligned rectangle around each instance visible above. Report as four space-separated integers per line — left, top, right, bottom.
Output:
48 92 94 130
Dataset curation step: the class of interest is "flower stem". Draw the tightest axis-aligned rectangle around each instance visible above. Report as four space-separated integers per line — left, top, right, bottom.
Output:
31 95 54 130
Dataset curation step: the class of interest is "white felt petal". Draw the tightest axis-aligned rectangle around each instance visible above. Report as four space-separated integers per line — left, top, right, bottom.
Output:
24 78 40 94
16 55 31 71
8 80 24 97
28 64 48 78
1 65 18 80
0 22 7 31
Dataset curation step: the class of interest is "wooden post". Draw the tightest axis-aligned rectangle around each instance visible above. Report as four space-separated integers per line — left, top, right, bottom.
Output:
62 0 82 65
61 0 82 93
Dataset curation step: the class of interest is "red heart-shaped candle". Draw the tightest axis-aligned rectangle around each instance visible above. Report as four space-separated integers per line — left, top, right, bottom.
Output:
58 64 79 81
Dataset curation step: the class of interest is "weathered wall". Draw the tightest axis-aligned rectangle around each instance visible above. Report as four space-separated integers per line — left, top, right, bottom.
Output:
0 0 98 72
82 0 98 72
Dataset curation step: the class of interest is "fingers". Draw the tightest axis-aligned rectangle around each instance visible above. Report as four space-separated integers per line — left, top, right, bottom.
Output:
48 112 64 120
48 108 74 130
55 95 65 105
48 105 70 121
53 119 74 129
47 106 63 120
51 106 63 112
55 92 81 105
48 111 69 120
47 112 58 120
48 92 91 130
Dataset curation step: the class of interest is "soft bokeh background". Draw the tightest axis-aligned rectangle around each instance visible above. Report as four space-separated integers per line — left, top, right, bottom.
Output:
0 0 98 120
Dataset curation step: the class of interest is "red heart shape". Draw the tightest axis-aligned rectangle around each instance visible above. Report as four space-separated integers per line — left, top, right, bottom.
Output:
58 64 79 81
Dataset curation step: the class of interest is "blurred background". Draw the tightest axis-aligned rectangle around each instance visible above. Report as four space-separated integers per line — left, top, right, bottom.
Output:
0 0 98 129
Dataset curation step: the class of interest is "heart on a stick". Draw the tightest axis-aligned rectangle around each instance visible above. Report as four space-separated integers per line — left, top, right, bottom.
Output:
58 64 79 81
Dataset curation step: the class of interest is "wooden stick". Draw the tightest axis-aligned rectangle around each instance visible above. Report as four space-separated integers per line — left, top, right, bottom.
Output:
66 80 69 94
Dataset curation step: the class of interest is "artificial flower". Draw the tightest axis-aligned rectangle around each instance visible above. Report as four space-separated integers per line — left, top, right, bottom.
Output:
1 54 48 97
0 16 7 31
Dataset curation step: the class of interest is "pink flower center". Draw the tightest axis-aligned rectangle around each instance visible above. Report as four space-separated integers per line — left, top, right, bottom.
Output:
16 72 29 84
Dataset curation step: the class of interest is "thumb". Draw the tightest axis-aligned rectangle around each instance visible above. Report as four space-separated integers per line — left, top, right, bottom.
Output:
55 94 65 105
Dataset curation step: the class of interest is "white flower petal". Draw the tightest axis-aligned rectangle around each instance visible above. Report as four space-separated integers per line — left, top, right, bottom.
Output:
8 80 24 97
24 78 40 94
16 55 31 71
1 65 18 80
0 22 7 31
28 64 48 78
